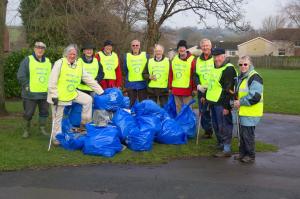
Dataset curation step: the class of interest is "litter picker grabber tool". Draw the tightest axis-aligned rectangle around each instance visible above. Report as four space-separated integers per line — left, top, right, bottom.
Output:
48 105 58 151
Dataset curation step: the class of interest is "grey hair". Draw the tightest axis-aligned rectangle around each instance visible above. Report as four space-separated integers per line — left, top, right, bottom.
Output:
199 38 212 47
131 39 140 45
238 55 253 65
63 44 78 57
153 44 164 53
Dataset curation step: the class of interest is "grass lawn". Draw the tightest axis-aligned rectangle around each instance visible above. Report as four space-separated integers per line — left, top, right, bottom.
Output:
0 100 277 171
257 69 300 115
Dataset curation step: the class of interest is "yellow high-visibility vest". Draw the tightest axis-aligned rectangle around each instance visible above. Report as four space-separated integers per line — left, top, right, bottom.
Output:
195 56 214 87
206 63 235 102
57 58 82 101
98 51 118 80
148 57 170 88
238 70 264 117
77 57 99 91
171 55 194 88
127 52 147 82
29 55 51 92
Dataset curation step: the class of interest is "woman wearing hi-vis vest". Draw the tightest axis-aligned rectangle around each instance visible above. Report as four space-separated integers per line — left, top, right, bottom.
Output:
233 56 263 163
143 44 170 107
47 44 104 145
169 40 196 114
95 40 122 89
124 39 149 107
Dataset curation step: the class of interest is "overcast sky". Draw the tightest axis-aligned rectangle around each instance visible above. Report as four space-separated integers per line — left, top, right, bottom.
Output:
6 0 290 29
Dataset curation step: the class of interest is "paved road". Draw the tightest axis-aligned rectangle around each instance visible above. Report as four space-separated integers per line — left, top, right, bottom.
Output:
1 113 300 199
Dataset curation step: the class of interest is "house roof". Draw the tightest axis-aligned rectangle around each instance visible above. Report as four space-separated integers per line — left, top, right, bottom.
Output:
238 37 273 47
213 41 239 50
266 28 300 42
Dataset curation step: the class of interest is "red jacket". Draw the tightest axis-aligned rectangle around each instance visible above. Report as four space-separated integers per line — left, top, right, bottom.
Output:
168 53 196 96
95 50 122 89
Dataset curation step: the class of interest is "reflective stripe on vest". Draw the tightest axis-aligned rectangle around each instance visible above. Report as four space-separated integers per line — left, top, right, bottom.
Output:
77 57 99 91
195 56 214 87
29 55 51 93
57 58 82 101
238 70 264 117
127 52 147 82
171 55 194 88
99 51 118 80
206 63 235 102
148 57 170 88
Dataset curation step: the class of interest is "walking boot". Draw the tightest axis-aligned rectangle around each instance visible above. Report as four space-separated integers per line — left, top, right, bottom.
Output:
213 151 232 158
234 154 245 161
39 117 49 136
22 120 31 138
241 156 255 163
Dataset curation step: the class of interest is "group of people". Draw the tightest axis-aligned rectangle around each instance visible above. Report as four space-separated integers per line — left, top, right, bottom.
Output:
17 38 263 163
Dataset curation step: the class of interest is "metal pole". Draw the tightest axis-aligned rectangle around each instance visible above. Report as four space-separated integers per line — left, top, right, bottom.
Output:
48 105 58 151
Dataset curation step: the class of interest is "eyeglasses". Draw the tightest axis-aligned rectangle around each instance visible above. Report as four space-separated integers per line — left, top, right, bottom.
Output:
239 63 248 67
132 45 140 47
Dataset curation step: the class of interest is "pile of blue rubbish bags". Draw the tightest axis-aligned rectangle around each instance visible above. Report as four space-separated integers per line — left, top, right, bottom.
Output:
56 88 197 157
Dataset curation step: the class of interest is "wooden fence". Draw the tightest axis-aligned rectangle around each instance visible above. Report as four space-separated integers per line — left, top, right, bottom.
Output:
229 56 300 69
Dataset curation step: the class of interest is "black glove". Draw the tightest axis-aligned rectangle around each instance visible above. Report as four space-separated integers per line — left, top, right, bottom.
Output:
52 98 59 106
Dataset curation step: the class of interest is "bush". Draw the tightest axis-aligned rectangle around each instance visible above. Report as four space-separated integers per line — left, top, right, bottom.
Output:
4 48 63 98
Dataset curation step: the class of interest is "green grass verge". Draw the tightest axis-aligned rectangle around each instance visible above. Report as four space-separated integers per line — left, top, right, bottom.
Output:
0 101 277 171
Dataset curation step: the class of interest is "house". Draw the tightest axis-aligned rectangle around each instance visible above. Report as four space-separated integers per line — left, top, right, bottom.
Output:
238 28 300 57
266 28 300 56
213 41 239 57
238 37 274 57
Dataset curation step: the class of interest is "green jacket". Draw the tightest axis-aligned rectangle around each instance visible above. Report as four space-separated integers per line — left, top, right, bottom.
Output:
17 53 51 99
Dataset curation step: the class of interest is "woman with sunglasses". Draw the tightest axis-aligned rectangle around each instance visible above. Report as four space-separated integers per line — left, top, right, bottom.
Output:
233 56 264 163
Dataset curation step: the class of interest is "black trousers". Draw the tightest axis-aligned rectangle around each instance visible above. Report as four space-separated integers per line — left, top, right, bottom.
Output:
23 98 49 121
148 95 168 107
239 125 256 158
127 89 148 107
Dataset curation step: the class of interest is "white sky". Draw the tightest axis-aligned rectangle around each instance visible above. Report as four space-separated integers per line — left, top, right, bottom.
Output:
6 0 290 29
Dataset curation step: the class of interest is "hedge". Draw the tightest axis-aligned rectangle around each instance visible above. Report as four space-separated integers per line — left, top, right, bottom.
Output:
4 48 63 98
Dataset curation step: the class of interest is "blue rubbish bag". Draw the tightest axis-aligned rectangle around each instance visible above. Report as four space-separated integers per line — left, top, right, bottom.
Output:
175 100 197 138
65 103 82 127
163 94 177 119
83 123 123 158
56 132 86 151
112 109 139 142
132 100 166 118
136 114 162 136
156 118 187 144
127 128 155 151
61 118 73 134
94 88 124 111
122 96 130 109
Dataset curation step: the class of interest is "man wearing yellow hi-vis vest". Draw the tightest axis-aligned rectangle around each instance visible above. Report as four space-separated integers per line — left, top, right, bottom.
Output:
233 56 263 163
47 44 104 146
17 42 51 138
143 44 170 107
169 40 196 114
77 42 102 95
124 39 149 107
95 40 122 89
206 48 237 158
194 39 214 139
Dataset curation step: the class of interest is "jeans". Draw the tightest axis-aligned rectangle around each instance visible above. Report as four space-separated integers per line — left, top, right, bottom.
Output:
210 105 233 152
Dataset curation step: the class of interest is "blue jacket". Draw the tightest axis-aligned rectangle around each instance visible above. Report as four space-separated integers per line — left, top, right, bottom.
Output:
123 52 149 90
237 66 263 126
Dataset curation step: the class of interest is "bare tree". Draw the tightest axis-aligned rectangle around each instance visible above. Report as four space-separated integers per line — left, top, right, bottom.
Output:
141 0 249 53
0 0 8 115
261 15 287 33
284 0 300 27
